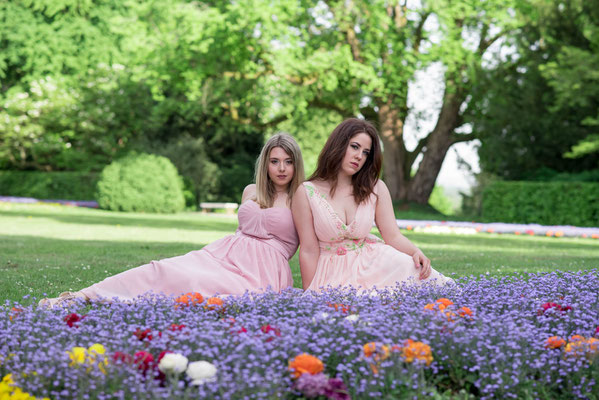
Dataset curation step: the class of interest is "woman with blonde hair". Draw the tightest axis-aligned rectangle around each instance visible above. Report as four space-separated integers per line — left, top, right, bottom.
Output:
40 134 305 307
292 119 452 292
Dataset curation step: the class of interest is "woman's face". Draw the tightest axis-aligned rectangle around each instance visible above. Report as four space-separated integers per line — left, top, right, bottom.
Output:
267 146 294 190
340 132 372 176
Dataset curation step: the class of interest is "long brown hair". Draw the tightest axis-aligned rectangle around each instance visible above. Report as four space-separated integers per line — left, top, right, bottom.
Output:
255 133 305 208
309 118 382 204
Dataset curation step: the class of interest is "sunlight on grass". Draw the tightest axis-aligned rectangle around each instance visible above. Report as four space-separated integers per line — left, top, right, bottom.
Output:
2 202 598 303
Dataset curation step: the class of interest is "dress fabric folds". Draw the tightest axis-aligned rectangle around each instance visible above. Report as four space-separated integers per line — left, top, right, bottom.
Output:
80 200 298 301
303 182 452 292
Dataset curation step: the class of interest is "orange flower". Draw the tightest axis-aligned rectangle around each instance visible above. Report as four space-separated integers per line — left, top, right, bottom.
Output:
399 339 433 366
288 353 324 378
424 303 435 311
204 297 225 310
545 336 566 349
174 292 204 308
363 342 390 361
458 307 472 317
435 298 454 310
9 307 23 322
570 335 585 342
328 303 351 314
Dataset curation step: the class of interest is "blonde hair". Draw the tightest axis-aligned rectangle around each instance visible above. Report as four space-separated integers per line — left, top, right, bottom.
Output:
254 133 305 208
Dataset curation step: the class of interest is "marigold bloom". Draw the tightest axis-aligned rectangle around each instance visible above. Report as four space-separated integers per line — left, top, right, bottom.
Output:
424 303 435 311
328 303 351 314
288 353 324 378
458 307 472 317
205 297 225 310
399 339 433 366
570 335 585 342
174 292 204 308
545 336 566 349
363 342 390 361
436 298 454 307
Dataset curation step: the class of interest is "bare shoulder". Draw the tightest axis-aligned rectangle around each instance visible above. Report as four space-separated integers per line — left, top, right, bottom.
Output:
375 179 391 196
241 184 256 203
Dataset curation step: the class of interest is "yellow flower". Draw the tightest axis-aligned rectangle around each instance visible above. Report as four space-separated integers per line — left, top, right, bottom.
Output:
67 347 87 366
0 374 50 400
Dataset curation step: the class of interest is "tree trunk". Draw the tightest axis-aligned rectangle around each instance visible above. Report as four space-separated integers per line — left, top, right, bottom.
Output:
408 88 464 203
377 100 409 200
378 85 464 204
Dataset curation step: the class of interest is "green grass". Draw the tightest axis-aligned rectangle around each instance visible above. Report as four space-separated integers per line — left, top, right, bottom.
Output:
2 202 598 305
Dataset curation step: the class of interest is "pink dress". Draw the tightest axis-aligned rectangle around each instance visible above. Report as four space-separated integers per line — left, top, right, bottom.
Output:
80 201 297 301
303 182 452 291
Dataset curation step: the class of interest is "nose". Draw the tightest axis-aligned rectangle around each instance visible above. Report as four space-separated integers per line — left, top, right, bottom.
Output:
278 162 285 171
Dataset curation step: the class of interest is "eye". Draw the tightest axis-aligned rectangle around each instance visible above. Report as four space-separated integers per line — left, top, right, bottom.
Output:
270 160 279 164
351 144 359 150
285 160 293 165
363 150 370 156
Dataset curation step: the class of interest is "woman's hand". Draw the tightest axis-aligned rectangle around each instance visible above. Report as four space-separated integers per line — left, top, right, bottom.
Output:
412 249 431 280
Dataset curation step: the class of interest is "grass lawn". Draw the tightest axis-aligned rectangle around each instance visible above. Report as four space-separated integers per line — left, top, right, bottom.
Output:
2 202 598 304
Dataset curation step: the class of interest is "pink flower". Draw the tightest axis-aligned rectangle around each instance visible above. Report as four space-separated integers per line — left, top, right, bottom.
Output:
336 246 347 256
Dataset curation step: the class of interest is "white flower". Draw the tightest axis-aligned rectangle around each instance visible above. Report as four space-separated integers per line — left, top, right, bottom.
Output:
344 314 359 322
158 353 188 374
311 311 331 323
186 360 217 385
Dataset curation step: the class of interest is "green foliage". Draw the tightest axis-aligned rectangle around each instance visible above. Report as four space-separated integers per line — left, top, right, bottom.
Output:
96 153 185 213
469 0 599 180
428 186 457 216
0 171 97 200
482 181 599 226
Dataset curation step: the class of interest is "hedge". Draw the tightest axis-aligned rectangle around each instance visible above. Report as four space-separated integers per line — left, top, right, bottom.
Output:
96 152 185 213
0 171 98 200
482 181 599 227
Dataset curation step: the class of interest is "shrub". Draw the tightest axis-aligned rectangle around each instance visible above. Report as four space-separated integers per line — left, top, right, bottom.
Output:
482 181 599 226
0 171 98 200
96 153 185 213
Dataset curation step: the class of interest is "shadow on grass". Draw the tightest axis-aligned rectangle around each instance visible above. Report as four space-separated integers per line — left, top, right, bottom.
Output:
0 208 239 232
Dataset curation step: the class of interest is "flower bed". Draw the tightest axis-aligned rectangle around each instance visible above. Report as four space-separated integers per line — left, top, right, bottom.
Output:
2 271 599 399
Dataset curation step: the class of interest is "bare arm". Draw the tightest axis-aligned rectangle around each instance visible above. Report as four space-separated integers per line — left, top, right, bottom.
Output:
241 184 256 204
374 180 431 279
291 185 321 290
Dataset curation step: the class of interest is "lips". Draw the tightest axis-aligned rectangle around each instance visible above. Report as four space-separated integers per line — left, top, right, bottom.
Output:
277 175 287 179
350 162 359 169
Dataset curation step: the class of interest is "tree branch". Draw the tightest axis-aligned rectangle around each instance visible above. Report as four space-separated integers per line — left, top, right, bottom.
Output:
413 12 430 54
451 132 477 144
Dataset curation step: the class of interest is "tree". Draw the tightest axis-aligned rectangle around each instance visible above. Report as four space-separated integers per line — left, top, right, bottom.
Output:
469 0 599 179
255 0 527 203
540 0 599 160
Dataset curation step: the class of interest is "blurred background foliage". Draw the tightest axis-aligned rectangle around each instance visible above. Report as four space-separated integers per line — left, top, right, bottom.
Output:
0 0 597 217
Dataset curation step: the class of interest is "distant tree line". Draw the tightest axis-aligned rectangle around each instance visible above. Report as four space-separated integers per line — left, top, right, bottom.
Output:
0 0 597 205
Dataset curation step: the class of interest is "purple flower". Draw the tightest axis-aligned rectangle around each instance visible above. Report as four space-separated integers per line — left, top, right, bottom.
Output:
294 372 329 398
325 377 351 400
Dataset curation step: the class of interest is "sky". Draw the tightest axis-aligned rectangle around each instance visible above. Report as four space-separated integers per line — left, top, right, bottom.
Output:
404 63 481 194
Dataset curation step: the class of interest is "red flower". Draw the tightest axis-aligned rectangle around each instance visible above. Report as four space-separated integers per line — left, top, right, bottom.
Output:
260 324 281 342
157 350 172 363
133 328 162 341
538 302 572 315
63 313 85 328
595 326 599 336
112 351 134 364
134 351 155 372
168 323 186 332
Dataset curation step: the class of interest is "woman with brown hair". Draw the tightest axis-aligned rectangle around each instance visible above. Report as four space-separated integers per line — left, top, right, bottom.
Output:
40 134 305 307
292 118 452 291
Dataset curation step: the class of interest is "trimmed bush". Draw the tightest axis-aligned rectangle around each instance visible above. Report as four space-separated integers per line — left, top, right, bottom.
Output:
482 181 599 226
96 153 185 213
0 171 98 200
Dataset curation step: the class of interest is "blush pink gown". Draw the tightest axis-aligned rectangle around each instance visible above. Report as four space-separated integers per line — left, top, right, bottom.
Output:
303 182 452 291
79 201 298 301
